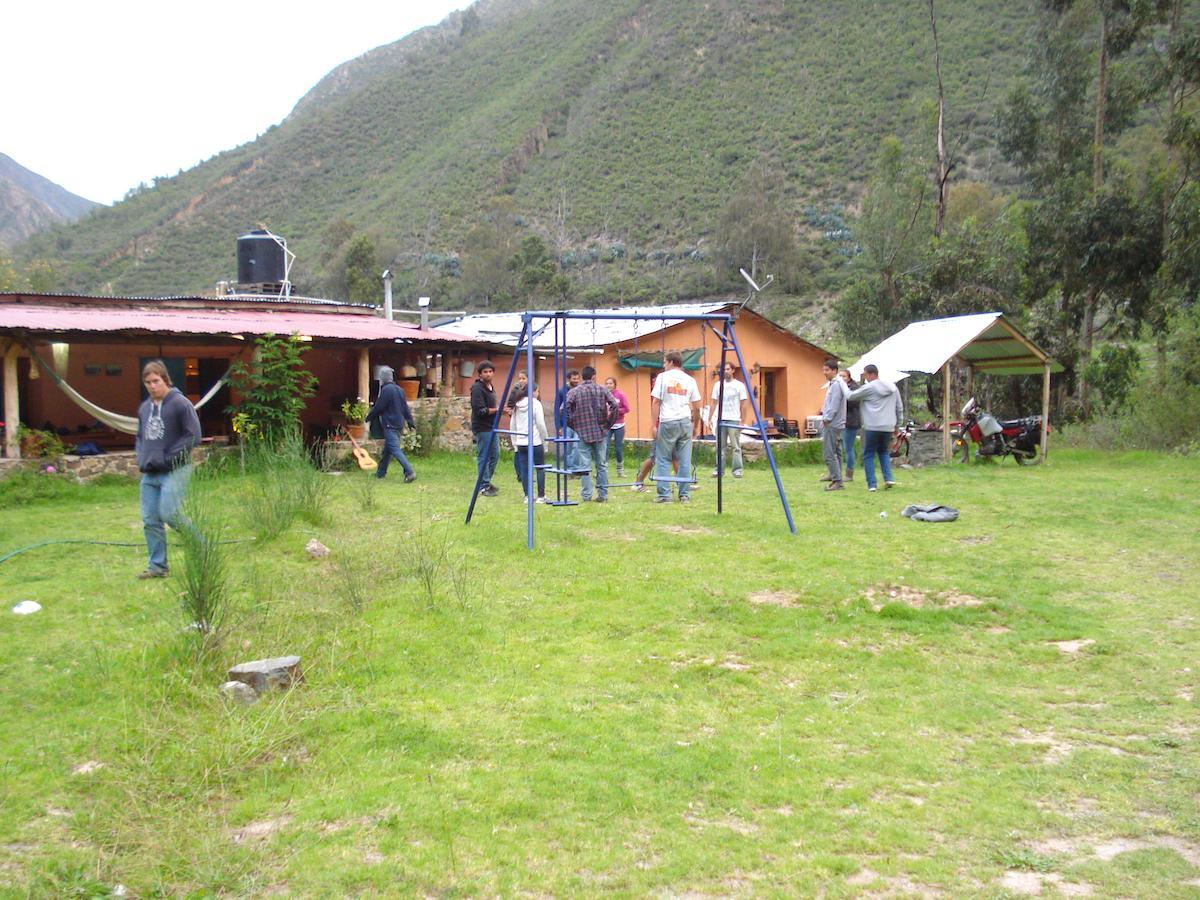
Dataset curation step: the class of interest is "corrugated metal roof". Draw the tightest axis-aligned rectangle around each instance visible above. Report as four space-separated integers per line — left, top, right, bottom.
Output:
850 312 1062 381
1 290 375 309
437 303 735 349
0 303 481 344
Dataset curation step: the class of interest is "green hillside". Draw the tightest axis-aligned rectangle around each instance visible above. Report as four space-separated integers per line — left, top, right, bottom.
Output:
18 0 1040 302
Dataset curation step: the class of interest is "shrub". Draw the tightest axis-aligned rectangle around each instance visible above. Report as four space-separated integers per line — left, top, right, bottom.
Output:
227 335 318 446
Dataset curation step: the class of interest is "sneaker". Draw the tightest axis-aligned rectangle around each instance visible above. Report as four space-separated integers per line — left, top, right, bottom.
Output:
868 486 878 492
678 495 691 503
535 496 549 504
632 483 647 493
137 567 168 579
711 470 720 478
481 485 499 497
845 470 853 481
824 481 844 491
654 496 672 503
594 496 608 503
884 481 896 490
733 470 743 478
617 467 626 478
404 472 417 483
819 474 832 482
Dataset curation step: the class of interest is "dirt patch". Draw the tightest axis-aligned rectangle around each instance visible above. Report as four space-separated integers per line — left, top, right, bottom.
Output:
863 583 985 611
1010 728 1075 765
847 867 879 886
71 760 104 775
682 803 758 836
1026 834 1200 868
659 525 713 536
747 590 800 607
986 625 1012 634
1048 638 1096 654
231 815 293 844
1000 871 1094 896
670 655 750 672
958 535 994 545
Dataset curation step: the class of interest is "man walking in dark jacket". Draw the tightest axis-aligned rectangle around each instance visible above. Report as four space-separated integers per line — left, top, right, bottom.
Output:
364 366 416 482
136 360 202 578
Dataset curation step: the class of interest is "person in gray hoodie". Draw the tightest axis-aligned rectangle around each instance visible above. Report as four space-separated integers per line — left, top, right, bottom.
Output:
363 366 416 482
846 364 904 492
136 360 202 578
819 359 847 490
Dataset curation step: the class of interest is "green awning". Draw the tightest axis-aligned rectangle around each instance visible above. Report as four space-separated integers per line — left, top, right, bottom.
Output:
618 348 705 371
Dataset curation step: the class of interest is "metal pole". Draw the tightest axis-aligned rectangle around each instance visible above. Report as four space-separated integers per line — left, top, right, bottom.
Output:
1041 362 1051 462
942 362 951 463
727 320 796 535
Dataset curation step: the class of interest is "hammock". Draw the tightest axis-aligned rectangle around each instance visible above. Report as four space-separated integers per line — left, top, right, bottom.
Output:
28 349 229 435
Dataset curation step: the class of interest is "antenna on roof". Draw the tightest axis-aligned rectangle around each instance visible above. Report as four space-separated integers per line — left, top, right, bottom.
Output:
738 268 774 312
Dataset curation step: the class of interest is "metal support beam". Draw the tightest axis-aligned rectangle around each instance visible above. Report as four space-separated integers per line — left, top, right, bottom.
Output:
942 361 951 463
1041 362 1051 462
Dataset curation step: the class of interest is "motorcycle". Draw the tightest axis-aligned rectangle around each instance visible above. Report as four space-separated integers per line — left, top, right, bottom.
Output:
951 397 1046 465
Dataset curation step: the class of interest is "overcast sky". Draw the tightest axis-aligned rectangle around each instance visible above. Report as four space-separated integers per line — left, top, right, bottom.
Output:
6 0 467 205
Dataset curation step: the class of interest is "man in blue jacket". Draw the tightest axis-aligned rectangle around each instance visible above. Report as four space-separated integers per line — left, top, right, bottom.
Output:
364 366 416 483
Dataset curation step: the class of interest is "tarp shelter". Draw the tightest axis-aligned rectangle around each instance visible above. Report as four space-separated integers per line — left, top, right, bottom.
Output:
850 312 1062 461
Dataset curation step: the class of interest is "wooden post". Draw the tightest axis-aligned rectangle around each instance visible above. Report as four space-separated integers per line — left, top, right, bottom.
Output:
941 361 951 463
357 347 370 402
3 341 21 459
1041 361 1051 462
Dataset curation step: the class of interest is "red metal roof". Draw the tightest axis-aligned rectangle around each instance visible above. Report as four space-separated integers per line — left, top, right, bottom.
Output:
0 303 480 345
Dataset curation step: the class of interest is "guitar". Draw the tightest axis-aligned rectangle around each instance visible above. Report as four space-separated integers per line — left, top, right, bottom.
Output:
342 428 377 471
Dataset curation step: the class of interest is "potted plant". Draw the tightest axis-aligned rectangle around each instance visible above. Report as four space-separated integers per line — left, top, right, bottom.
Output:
341 397 369 441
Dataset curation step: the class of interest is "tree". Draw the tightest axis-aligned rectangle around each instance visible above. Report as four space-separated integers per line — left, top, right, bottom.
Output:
713 158 799 289
459 197 521 308
508 235 571 307
227 335 318 446
344 235 381 305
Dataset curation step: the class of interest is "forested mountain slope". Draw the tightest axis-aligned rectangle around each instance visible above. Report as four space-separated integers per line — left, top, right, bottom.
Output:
17 0 1039 301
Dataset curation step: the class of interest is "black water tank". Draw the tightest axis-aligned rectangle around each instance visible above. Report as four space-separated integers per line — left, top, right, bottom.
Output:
236 230 287 284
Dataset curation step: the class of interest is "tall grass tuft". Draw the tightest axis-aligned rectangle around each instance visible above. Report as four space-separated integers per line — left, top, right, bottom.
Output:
176 487 236 656
242 432 330 539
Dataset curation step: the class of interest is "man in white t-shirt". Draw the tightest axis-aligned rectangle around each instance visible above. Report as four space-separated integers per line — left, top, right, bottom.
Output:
650 350 701 503
710 362 749 478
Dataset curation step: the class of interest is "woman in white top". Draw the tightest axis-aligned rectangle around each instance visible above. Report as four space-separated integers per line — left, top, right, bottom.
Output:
509 382 549 502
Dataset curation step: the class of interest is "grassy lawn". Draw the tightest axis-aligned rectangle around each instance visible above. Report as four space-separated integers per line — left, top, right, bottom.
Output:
1 449 1197 897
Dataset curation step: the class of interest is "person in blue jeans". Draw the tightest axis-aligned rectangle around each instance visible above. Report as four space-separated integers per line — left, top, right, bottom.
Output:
650 351 701 503
554 369 583 473
135 360 201 578
846 364 904 492
364 366 416 483
470 361 501 496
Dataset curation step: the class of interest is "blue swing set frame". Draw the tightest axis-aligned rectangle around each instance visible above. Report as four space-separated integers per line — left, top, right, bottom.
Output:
464 309 797 548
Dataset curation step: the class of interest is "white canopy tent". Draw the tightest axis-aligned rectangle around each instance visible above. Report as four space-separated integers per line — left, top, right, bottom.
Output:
850 312 1062 461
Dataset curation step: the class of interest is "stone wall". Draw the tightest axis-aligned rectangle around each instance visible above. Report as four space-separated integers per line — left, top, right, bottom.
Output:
906 429 948 467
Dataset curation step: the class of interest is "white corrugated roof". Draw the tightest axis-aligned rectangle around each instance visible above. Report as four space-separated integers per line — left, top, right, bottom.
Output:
437 303 731 350
850 312 1061 381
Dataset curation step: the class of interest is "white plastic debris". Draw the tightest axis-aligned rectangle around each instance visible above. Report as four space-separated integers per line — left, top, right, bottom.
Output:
12 600 42 615
879 511 888 519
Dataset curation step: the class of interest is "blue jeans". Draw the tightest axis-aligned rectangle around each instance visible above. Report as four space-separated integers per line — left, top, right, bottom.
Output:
608 424 625 469
377 427 414 478
475 431 499 489
577 435 610 500
515 443 546 498
862 430 895 489
843 427 859 474
140 465 193 572
561 425 582 471
655 419 693 499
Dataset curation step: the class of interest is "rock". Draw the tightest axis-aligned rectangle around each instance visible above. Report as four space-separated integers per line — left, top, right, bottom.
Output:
227 656 304 694
12 600 42 615
305 539 331 559
220 680 260 705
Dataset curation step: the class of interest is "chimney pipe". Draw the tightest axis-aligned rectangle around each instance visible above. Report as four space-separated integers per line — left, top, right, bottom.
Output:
419 296 431 330
382 269 394 320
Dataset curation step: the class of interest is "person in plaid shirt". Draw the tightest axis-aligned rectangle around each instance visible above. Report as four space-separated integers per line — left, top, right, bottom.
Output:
565 366 620 503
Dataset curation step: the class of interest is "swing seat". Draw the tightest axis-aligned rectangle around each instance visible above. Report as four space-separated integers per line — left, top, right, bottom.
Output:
544 467 592 476
546 436 578 443
543 500 580 507
648 474 699 484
